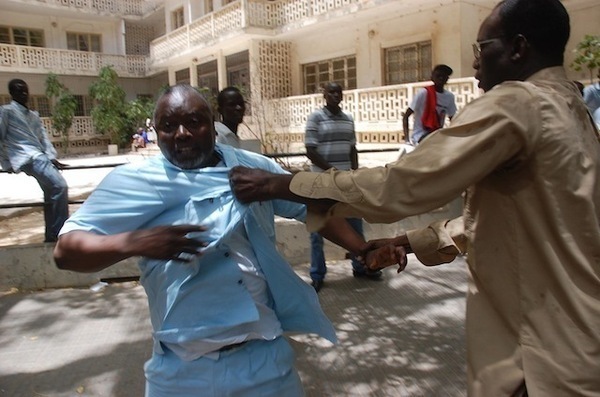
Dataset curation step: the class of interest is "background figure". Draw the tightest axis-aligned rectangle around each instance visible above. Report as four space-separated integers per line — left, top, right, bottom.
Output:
145 118 157 143
229 0 600 395
132 127 146 151
304 82 379 293
54 84 370 397
0 79 68 242
215 86 245 148
583 71 600 115
403 64 457 145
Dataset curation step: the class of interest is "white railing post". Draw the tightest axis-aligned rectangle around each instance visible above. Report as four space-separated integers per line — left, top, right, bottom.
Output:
241 0 249 29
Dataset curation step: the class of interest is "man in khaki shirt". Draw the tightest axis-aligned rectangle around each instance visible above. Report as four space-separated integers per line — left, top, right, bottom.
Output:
230 0 600 395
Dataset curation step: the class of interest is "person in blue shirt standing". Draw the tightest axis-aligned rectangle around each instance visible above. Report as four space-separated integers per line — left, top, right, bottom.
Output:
0 79 69 242
53 84 379 397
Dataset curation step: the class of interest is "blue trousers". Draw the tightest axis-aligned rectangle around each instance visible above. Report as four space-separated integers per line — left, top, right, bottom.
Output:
21 156 68 242
309 217 364 281
144 337 304 397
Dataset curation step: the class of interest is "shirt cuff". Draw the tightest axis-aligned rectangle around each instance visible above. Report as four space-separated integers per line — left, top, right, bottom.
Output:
406 219 461 266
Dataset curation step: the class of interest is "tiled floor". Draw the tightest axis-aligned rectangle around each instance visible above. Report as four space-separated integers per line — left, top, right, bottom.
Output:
0 256 467 397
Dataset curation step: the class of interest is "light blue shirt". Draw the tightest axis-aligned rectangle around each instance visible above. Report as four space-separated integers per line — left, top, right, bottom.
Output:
583 82 600 114
60 144 337 358
0 100 57 172
215 121 241 148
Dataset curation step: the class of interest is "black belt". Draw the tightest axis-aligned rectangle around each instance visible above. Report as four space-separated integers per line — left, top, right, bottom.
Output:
218 341 248 352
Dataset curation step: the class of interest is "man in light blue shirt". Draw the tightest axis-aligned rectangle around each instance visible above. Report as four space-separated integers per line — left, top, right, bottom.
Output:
54 84 372 397
0 79 68 242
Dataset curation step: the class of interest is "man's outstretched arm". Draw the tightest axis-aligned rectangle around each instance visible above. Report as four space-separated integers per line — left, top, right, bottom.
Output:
229 166 337 213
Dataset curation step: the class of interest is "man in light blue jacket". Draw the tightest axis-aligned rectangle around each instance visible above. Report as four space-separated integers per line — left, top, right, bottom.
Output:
0 79 69 242
54 84 372 397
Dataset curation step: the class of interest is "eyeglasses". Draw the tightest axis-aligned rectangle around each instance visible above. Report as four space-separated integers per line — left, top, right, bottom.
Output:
472 37 504 60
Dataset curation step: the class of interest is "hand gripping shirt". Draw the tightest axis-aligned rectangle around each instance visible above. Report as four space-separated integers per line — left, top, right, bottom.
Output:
60 144 337 359
290 67 600 397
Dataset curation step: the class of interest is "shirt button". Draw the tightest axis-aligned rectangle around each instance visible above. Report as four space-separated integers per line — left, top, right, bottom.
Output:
238 280 243 285
209 198 214 203
224 252 230 257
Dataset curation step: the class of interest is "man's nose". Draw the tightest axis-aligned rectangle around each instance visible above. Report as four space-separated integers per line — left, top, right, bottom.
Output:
472 57 480 70
175 124 192 138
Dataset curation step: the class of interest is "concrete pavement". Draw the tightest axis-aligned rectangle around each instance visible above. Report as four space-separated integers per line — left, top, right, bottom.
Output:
0 146 469 396
0 256 467 397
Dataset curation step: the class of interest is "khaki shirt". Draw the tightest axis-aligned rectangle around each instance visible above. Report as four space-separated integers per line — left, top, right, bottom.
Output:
290 67 600 396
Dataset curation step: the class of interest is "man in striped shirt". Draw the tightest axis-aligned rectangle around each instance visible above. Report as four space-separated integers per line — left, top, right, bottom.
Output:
304 82 382 292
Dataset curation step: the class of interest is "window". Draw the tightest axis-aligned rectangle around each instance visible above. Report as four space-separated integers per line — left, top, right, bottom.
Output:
302 56 356 94
175 68 190 85
67 32 101 52
30 96 51 117
197 60 219 98
172 7 185 30
73 95 93 117
384 41 432 85
0 95 11 105
204 0 214 13
0 26 45 47
226 51 250 94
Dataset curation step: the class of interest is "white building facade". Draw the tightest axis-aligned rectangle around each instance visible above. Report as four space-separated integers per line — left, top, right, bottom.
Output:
1 0 598 154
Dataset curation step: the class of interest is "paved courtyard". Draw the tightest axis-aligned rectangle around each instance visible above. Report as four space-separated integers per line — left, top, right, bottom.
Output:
0 256 467 397
0 147 468 396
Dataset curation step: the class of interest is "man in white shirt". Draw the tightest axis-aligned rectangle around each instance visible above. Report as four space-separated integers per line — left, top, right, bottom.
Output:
402 64 457 145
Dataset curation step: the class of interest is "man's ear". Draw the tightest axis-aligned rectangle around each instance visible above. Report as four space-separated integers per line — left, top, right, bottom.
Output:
511 34 528 62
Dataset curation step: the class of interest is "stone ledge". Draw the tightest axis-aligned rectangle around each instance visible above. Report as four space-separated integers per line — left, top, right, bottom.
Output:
0 198 461 291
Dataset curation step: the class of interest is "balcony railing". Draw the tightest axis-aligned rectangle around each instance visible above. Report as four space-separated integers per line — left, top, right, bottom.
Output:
151 0 364 63
0 44 149 77
41 78 481 151
260 77 480 134
14 0 158 16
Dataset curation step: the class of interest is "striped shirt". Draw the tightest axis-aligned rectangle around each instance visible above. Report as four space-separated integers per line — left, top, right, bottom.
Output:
0 101 57 172
305 107 356 172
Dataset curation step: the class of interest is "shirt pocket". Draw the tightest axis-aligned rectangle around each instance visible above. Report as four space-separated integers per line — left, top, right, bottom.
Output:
184 190 245 251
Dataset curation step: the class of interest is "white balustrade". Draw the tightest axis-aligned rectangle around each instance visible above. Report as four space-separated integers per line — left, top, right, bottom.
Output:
252 77 481 136
150 0 364 64
26 0 150 15
41 78 479 151
0 44 148 77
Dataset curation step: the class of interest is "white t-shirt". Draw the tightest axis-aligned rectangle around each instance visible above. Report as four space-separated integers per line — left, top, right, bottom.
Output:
409 88 457 144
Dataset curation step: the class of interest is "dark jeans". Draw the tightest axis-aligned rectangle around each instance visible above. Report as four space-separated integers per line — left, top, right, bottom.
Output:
21 157 69 242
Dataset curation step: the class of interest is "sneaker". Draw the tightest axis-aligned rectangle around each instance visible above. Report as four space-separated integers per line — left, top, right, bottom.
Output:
311 279 324 293
352 269 383 280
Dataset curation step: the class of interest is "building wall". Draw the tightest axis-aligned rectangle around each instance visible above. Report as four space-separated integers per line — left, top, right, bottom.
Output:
0 11 124 55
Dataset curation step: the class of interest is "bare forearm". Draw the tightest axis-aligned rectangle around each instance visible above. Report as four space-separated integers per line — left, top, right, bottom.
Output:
318 217 367 256
54 231 135 273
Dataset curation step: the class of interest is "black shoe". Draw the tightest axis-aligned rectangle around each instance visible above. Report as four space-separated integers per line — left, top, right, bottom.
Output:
352 269 383 280
311 279 324 293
